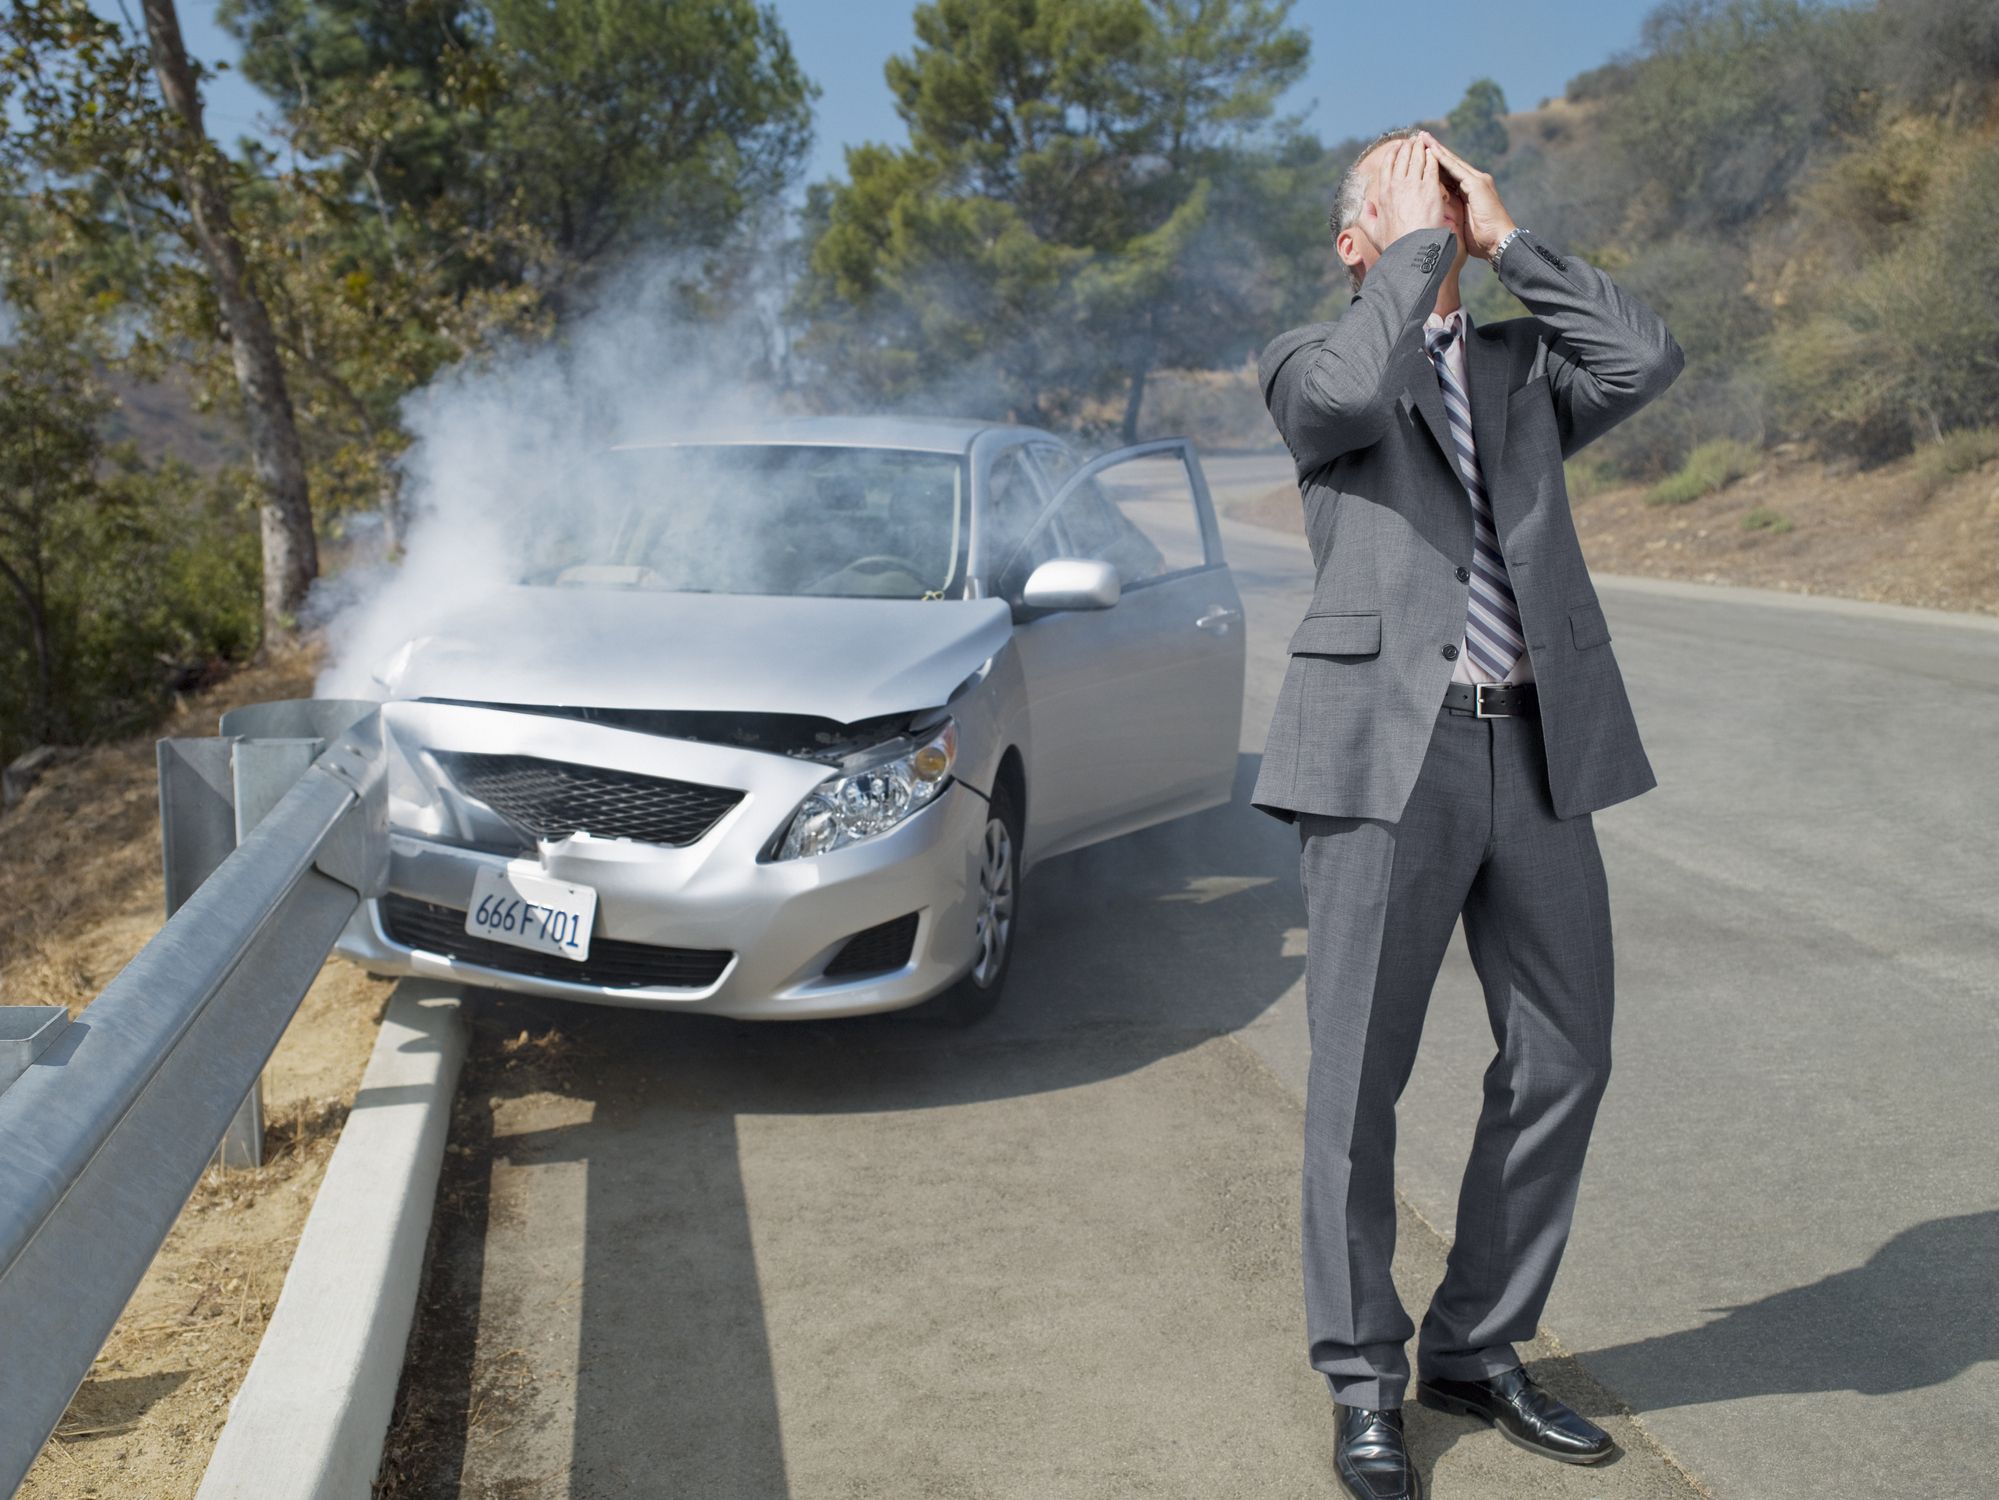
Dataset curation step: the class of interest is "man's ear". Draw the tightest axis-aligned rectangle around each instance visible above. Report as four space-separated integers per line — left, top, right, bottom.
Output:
1335 227 1363 279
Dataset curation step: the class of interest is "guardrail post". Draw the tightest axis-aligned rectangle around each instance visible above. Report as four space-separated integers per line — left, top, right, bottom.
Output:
158 737 250 1166
0 1007 69 1097
158 735 336 1168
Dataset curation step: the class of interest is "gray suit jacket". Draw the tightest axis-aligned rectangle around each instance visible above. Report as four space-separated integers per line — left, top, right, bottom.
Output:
1250 224 1684 825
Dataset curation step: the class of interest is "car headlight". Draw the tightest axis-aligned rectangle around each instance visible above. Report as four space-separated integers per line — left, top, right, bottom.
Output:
777 719 958 859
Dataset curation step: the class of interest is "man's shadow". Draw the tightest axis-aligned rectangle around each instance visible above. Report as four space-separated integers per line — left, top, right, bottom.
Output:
1572 1211 1999 1413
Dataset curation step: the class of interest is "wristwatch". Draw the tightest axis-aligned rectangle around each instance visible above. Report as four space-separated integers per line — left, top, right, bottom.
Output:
1488 225 1526 269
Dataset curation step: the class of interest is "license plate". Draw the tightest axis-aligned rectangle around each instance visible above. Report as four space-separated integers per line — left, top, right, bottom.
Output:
465 866 597 962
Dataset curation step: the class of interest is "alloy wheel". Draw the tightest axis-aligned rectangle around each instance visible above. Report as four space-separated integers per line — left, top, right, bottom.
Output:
971 814 1015 987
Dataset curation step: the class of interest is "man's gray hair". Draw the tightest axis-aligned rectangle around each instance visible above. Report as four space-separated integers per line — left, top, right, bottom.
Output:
1331 125 1426 295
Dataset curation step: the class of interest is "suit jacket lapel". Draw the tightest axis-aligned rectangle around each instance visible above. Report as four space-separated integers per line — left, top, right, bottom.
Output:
1404 312 1511 515
1407 354 1453 481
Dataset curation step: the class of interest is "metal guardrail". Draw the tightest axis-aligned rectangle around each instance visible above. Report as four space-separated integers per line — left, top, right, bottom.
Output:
0 699 388 1494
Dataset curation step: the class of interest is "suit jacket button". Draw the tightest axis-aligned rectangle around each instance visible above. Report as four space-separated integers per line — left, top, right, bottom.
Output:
1455 566 1470 582
1442 644 1459 660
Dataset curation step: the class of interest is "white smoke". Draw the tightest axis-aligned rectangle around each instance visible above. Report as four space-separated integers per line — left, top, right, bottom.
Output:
311 253 798 700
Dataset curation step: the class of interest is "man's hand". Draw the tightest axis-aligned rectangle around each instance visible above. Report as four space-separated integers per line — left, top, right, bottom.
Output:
1364 135 1449 249
1416 131 1517 259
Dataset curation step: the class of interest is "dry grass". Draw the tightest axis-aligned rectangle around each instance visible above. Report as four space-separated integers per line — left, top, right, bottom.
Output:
5 638 399 1498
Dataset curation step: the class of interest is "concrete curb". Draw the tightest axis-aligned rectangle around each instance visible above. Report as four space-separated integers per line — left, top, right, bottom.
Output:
197 978 467 1500
1597 569 1999 629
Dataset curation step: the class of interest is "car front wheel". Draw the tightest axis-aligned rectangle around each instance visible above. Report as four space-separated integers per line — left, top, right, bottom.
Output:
925 780 1021 1026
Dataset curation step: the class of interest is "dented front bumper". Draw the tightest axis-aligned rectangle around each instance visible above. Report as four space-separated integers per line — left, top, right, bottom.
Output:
330 700 990 1019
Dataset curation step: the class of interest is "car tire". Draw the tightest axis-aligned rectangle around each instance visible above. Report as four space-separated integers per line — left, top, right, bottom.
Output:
924 779 1022 1027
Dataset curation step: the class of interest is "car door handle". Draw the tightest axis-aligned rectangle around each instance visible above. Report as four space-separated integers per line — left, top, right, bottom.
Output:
1195 606 1243 634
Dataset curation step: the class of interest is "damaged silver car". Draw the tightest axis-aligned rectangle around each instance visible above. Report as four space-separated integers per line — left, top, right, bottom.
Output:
335 416 1246 1020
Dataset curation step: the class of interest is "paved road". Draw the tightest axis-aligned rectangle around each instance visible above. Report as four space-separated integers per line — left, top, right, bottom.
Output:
1213 453 1999 1499
390 462 1998 1498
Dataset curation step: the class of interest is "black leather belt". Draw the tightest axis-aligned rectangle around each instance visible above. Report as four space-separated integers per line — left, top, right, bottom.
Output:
1443 679 1537 717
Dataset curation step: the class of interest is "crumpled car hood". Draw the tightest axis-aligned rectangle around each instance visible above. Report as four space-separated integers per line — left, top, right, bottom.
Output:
379 586 1014 724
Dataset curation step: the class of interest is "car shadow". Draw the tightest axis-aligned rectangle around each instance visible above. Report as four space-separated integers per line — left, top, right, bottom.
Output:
382 752 1324 1496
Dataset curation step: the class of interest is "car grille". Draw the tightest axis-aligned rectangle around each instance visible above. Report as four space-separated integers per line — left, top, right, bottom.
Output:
432 752 742 847
380 894 734 990
823 912 920 978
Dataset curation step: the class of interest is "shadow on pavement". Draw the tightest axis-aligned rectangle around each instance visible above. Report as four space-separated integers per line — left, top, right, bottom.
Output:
1573 1211 1999 1413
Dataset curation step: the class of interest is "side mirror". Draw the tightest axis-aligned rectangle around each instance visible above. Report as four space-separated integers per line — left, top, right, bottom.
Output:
1020 557 1120 612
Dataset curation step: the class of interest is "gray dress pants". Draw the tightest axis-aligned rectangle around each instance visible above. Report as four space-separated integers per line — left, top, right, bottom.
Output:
1296 696 1616 1409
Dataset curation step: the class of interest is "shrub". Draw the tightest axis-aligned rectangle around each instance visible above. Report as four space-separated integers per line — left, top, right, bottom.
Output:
1909 425 1999 501
1563 454 1618 500
1766 127 1999 462
0 454 260 765
1741 505 1793 533
1645 437 1762 506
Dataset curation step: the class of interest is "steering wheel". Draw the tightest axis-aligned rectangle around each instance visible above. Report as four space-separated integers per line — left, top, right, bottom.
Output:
802 553 931 590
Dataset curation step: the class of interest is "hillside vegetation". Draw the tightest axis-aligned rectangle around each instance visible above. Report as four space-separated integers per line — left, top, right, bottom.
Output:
1 0 1994 770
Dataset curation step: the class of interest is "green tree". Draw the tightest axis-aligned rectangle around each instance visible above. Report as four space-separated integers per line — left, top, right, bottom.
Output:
0 282 259 761
199 104 555 552
1444 79 1509 164
0 327 103 741
798 0 1316 438
218 0 818 310
1 0 317 641
141 0 316 639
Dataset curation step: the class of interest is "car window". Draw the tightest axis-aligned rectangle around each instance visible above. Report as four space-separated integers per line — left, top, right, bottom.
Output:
1054 451 1207 588
515 444 970 599
987 450 1061 602
1027 443 1079 489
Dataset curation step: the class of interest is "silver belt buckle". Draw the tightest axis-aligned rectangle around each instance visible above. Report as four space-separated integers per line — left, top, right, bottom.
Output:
1474 681 1504 718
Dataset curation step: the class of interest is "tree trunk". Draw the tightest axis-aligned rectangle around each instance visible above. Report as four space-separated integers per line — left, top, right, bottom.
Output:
1121 317 1158 447
379 469 407 560
140 0 317 644
1120 361 1150 446
0 555 53 743
26 591 51 742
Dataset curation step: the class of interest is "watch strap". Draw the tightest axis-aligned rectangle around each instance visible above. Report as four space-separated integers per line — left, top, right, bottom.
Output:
1489 225 1526 268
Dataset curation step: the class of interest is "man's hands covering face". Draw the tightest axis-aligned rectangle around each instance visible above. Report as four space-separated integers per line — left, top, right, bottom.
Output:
1364 135 1449 250
1415 130 1518 259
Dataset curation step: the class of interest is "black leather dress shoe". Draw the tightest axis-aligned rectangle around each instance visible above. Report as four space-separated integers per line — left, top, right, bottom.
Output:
1416 1365 1614 1464
1333 1403 1422 1500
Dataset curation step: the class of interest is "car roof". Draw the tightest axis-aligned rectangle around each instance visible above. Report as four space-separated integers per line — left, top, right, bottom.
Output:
610 414 1059 457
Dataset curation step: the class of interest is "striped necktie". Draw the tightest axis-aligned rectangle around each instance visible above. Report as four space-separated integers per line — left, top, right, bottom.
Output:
1424 315 1525 680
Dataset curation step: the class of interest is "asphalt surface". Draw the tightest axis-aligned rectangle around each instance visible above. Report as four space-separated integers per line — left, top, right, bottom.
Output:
394 452 1998 1498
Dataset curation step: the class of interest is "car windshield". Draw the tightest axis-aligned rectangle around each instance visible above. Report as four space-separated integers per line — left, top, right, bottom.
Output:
520 443 970 599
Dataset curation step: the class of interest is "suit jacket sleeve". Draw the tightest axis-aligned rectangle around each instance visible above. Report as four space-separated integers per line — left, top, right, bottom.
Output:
1492 227 1686 458
1259 225 1459 477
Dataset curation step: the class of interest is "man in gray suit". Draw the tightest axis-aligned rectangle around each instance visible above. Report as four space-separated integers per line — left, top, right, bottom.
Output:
1252 126 1684 1500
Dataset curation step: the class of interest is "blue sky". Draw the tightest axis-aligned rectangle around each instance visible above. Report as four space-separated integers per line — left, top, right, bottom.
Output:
175 0 1665 188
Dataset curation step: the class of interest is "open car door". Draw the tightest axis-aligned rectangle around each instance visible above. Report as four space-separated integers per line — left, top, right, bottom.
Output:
1001 438 1246 860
